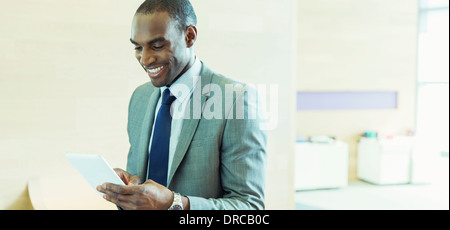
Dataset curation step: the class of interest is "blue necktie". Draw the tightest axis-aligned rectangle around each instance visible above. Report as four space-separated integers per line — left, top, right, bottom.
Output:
148 89 176 186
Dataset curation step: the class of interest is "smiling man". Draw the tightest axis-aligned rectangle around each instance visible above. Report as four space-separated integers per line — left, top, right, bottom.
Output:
97 0 267 210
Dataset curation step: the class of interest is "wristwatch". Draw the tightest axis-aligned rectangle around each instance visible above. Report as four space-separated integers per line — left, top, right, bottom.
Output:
168 192 183 210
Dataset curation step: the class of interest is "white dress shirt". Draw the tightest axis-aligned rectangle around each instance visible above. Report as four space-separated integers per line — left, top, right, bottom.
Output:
147 57 202 181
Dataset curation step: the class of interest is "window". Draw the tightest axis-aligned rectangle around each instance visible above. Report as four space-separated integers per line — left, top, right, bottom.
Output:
416 0 449 154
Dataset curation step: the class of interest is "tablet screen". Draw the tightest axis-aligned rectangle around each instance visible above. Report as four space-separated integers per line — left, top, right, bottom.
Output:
65 153 125 196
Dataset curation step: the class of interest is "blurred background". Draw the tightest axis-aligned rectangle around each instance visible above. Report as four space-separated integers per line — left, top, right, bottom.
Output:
0 0 448 210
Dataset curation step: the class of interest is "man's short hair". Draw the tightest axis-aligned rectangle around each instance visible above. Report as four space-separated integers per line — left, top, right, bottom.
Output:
135 0 197 30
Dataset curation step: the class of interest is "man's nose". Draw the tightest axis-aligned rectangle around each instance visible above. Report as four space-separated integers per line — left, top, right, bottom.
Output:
140 49 156 68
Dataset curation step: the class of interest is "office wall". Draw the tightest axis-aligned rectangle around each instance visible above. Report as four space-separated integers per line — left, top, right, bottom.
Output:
296 0 418 179
0 0 297 209
0 0 149 209
190 0 297 210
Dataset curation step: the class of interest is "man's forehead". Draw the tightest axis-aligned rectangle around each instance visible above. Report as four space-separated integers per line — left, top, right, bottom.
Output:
131 12 176 41
132 12 172 30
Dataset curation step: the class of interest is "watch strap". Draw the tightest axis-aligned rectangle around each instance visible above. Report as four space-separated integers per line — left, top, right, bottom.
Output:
168 192 183 210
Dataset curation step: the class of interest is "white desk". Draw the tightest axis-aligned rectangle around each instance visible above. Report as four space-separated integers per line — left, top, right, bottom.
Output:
28 173 117 210
357 136 412 185
295 141 349 190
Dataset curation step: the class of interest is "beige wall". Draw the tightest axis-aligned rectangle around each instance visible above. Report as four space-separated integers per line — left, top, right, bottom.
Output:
0 0 147 209
0 0 297 209
296 0 418 179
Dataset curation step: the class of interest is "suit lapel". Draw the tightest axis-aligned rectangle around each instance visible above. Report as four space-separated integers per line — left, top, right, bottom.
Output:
136 88 161 180
167 64 213 186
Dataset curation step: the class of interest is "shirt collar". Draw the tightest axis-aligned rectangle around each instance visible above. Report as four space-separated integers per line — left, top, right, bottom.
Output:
161 57 202 104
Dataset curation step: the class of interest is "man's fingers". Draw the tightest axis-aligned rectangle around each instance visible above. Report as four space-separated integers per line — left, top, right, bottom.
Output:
129 176 142 185
99 185 132 208
113 168 130 184
102 192 130 209
99 183 136 195
112 168 142 185
102 190 140 210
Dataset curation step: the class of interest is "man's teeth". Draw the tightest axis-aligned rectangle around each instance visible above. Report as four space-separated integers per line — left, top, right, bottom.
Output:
148 66 164 73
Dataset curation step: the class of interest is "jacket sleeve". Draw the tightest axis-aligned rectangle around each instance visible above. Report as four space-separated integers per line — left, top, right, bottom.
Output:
187 86 267 210
126 85 145 177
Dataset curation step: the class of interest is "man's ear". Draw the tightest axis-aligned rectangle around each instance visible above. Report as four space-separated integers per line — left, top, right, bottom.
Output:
185 25 197 48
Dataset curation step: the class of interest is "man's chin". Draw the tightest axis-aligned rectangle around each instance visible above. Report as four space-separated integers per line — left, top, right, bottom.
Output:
149 78 166 88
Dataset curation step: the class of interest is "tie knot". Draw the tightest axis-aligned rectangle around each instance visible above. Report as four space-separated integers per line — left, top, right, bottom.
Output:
162 89 176 105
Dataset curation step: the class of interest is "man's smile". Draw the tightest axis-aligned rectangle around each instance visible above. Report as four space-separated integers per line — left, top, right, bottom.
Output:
147 64 166 78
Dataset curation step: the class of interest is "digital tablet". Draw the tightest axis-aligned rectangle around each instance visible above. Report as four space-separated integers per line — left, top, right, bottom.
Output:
65 153 125 196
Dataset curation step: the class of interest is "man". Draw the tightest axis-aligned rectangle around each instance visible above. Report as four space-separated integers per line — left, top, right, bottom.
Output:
97 0 267 210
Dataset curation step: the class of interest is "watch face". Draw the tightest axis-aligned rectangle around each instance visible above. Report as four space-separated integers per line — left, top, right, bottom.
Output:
171 204 183 210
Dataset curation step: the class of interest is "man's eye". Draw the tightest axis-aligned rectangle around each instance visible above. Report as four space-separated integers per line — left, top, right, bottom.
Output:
134 46 142 51
153 45 164 50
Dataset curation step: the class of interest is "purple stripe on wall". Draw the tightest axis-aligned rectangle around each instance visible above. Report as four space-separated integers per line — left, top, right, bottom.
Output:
297 91 397 110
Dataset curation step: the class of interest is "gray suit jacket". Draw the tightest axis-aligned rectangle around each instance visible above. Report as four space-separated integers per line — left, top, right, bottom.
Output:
126 63 267 210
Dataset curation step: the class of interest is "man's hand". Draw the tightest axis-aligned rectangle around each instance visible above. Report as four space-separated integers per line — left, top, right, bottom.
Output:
113 168 141 185
97 168 190 210
97 178 174 210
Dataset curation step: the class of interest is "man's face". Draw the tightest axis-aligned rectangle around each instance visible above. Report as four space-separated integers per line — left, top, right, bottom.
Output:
131 12 190 87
